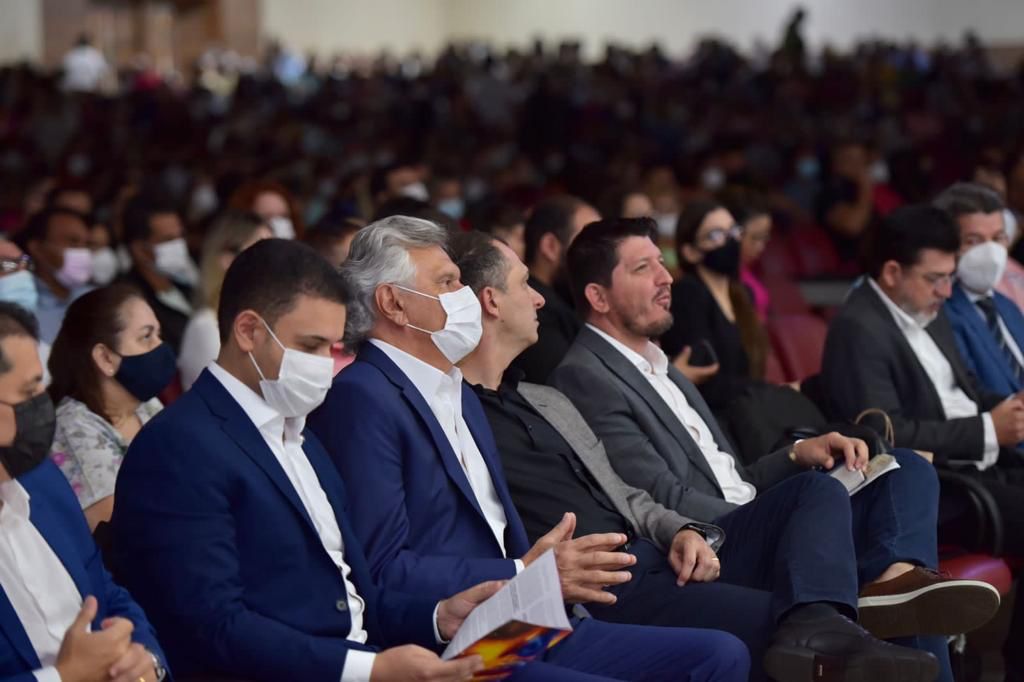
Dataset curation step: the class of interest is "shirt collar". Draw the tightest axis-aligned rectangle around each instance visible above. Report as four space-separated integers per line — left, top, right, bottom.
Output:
206 361 303 441
0 479 30 519
369 339 463 403
867 277 923 332
585 323 669 376
961 286 992 304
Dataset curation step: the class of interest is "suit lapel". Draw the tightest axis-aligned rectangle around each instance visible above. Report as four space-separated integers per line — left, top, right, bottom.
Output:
195 372 318 534
517 385 637 524
949 287 1014 387
927 310 981 402
854 284 949 414
461 386 530 556
0 592 36 670
0 474 91 670
359 345 488 521
578 328 722 492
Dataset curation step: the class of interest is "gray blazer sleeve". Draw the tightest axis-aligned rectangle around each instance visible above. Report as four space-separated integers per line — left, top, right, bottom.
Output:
522 384 720 552
551 361 739 523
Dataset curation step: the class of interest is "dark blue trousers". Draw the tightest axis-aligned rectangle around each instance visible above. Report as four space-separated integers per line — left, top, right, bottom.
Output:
508 616 750 681
588 539 774 681
712 449 950 681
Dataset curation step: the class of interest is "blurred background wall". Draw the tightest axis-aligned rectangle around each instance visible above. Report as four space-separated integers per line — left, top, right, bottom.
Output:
3 0 1024 70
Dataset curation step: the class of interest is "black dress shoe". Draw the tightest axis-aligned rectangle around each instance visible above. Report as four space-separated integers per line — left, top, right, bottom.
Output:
763 611 939 682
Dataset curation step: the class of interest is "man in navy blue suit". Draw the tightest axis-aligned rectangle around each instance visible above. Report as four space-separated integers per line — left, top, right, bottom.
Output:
936 183 1024 398
0 302 167 682
309 216 757 681
114 239 746 682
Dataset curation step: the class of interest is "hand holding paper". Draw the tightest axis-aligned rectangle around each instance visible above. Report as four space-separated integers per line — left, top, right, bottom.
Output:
442 550 573 679
830 454 901 495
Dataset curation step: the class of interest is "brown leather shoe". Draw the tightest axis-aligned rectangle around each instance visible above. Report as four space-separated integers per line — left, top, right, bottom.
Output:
857 567 1000 639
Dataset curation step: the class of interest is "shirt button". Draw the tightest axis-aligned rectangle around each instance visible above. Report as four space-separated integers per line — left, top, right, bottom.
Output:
335 599 348 612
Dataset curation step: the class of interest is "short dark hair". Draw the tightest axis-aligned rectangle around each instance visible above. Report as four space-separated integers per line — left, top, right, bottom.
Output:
13 207 89 251
449 231 511 294
303 218 364 251
933 182 1005 218
0 302 40 375
217 238 349 342
121 192 181 245
865 205 961 279
566 217 659 315
48 284 143 422
524 195 585 266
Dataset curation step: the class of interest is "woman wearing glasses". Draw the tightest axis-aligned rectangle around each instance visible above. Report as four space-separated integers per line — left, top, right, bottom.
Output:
660 200 771 413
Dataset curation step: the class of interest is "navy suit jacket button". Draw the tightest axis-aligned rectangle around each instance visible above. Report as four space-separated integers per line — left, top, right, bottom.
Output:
335 599 348 612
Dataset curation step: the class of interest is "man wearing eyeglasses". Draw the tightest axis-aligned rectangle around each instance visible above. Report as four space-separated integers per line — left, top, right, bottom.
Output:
0 240 52 385
824 204 1024 476
824 203 1024 676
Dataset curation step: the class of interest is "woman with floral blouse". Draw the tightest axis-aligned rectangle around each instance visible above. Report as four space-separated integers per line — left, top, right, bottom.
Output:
48 283 176 529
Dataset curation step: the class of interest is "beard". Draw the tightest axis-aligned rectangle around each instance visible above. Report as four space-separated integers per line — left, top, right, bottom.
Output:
626 310 674 340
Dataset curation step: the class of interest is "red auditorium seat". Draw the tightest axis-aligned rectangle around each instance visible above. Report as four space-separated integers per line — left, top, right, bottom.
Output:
938 554 1013 596
764 277 811 315
755 236 798 279
766 313 828 382
789 225 841 278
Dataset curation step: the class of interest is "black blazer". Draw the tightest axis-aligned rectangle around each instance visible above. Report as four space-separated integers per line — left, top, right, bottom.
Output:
660 273 751 412
821 282 1006 465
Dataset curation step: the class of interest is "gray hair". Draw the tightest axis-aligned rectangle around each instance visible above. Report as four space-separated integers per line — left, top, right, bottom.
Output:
341 215 449 350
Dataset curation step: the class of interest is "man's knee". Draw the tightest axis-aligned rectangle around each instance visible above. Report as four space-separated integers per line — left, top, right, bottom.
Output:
889 448 939 494
704 631 751 680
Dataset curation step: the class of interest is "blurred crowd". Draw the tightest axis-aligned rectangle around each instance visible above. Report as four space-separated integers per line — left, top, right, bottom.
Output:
3 28 1024 274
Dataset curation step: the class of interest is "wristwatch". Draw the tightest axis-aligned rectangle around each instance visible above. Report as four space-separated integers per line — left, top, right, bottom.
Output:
680 523 708 540
148 650 167 682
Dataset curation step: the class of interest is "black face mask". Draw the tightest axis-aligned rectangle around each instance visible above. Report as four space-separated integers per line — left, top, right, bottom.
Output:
0 393 56 479
115 343 177 402
700 238 741 278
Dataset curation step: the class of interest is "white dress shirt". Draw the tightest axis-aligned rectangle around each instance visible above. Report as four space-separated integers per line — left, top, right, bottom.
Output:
868 279 999 469
587 324 757 505
207 363 376 681
0 479 82 682
369 340 518 564
964 288 1024 368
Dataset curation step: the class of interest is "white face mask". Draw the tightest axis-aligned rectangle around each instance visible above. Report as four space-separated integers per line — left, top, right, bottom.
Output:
153 238 199 286
393 284 483 364
957 241 1008 295
398 182 429 202
250 319 334 418
91 247 119 285
268 216 296 240
57 248 93 289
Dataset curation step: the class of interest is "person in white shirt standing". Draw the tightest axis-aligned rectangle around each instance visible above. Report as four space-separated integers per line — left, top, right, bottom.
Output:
61 35 109 94
0 301 167 682
111 238 506 682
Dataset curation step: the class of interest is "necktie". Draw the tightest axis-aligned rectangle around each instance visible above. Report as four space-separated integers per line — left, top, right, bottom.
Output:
976 296 1024 386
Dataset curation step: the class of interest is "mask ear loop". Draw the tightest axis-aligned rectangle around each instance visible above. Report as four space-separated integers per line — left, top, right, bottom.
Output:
391 283 442 335
249 317 285 381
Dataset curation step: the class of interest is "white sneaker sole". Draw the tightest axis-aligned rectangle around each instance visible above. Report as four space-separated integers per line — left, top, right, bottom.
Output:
857 580 1000 639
